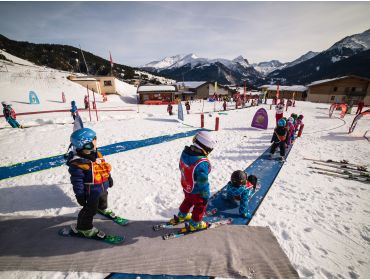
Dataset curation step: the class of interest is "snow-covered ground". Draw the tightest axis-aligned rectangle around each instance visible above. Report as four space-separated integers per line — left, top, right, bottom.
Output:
0 53 369 279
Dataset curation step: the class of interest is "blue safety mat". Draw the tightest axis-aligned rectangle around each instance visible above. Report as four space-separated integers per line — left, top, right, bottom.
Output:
0 129 204 181
106 272 213 279
204 144 293 225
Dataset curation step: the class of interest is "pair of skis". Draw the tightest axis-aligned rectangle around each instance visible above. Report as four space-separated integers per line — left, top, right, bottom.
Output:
305 158 369 183
304 158 368 171
58 210 129 245
153 208 233 240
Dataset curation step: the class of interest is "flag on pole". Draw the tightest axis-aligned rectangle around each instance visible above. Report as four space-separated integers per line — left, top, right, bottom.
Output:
109 51 114 68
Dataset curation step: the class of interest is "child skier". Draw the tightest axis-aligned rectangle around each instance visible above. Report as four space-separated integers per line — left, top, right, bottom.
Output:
269 118 288 161
286 117 295 146
185 101 191 114
1 101 22 128
167 103 173 116
66 128 115 238
275 102 284 125
173 131 216 232
84 95 89 109
223 170 258 218
294 114 304 133
70 100 78 120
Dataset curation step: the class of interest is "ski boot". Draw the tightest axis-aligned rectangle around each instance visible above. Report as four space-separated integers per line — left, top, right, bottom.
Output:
169 212 192 225
279 156 285 162
188 220 208 232
98 209 117 219
71 224 106 238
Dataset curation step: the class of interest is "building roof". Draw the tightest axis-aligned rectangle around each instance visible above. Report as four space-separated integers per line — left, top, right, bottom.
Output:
175 81 207 89
259 85 307 92
306 75 370 87
137 85 177 93
71 77 98 81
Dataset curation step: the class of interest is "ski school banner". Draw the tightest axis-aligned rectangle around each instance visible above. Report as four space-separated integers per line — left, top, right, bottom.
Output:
29 91 40 104
178 102 184 121
251 108 268 129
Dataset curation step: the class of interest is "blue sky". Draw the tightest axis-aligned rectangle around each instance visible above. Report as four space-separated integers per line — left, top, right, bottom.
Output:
0 1 369 67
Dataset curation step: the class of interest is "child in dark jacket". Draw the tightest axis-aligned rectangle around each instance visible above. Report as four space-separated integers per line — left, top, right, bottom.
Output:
223 170 258 218
174 131 216 232
67 128 114 237
269 118 288 160
70 100 78 120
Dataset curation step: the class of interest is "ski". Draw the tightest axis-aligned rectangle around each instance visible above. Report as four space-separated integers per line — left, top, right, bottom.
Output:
162 218 233 240
153 208 218 231
309 170 370 183
308 166 369 178
58 226 125 245
304 158 367 169
311 161 368 172
98 209 129 226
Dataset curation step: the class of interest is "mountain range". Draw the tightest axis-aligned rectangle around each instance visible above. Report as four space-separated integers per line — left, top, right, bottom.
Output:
1 28 369 87
142 28 370 86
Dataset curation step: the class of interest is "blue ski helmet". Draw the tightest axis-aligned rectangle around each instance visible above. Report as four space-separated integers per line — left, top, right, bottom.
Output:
70 128 96 150
71 100 76 106
277 119 286 127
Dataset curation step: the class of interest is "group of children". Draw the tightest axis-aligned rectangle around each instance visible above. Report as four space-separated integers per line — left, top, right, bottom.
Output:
270 112 304 161
66 129 258 237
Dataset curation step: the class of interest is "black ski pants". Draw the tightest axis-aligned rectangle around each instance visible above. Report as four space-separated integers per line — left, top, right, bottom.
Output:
270 141 286 157
77 190 108 230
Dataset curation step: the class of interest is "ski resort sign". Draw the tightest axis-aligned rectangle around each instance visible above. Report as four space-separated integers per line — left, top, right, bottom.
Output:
251 108 268 129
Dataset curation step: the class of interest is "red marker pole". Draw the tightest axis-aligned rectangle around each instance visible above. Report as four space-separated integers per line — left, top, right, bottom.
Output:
62 92 66 103
201 113 204 128
92 89 99 121
215 116 219 131
87 86 92 122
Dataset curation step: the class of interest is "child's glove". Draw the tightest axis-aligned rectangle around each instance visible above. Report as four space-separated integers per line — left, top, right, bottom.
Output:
108 175 114 188
242 212 252 219
76 195 86 206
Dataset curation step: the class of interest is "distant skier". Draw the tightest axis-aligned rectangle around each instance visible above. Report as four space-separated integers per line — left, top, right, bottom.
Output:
84 95 89 109
185 100 191 114
167 103 173 116
223 100 227 111
66 128 115 238
269 118 288 161
173 131 216 232
223 170 258 218
356 100 365 115
70 100 78 120
1 101 22 128
275 102 284 125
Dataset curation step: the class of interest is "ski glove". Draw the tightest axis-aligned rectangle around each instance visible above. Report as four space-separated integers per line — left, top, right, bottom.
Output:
76 195 86 206
108 175 113 188
242 212 252 219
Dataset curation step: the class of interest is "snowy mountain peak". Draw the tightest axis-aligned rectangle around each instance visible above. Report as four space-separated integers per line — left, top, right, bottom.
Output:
232 55 250 66
142 54 187 69
285 51 319 68
328 28 370 52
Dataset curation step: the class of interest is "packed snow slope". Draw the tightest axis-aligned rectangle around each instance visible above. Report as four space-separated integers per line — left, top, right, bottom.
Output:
0 53 369 279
